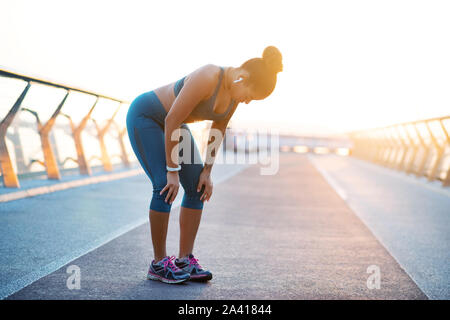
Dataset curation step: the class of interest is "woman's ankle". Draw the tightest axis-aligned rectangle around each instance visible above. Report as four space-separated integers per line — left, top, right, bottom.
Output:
154 256 166 263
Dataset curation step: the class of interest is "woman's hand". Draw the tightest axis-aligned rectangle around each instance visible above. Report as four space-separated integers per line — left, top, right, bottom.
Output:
160 171 180 204
197 168 213 202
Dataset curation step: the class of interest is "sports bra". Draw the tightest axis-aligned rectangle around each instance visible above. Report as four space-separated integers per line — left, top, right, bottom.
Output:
173 66 236 121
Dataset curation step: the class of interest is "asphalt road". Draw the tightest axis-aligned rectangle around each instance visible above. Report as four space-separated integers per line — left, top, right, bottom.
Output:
5 153 426 299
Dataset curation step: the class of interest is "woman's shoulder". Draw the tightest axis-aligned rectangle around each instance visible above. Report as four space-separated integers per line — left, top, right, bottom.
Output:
182 64 222 97
185 64 220 81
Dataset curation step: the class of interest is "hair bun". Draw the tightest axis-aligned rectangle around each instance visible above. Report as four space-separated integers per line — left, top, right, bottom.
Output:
262 46 283 73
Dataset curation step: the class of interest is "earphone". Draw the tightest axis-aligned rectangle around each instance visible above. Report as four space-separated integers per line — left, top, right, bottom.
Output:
233 77 244 83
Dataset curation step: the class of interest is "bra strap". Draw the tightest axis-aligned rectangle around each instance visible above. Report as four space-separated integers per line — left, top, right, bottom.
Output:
210 67 224 99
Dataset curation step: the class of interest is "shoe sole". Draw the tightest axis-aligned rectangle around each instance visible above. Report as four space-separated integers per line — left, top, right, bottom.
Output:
189 273 213 282
147 272 189 284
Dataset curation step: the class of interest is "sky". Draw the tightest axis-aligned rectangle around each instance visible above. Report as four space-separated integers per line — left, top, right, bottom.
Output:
1 0 449 137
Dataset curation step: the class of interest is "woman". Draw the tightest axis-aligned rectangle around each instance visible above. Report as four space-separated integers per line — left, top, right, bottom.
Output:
126 46 283 284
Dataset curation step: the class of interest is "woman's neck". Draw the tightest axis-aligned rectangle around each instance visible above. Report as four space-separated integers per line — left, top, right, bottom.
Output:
223 66 238 91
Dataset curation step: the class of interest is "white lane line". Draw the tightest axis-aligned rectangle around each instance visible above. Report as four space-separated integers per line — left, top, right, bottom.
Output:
306 154 348 200
0 169 145 203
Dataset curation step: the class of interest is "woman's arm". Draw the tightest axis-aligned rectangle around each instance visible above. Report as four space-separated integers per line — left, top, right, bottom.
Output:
164 65 215 168
203 106 237 173
159 65 215 204
197 104 238 203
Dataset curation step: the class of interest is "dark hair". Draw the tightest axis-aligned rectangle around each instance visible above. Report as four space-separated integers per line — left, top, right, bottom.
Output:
241 46 283 99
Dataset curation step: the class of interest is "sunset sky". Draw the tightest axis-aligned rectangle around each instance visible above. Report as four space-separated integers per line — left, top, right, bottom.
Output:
1 0 449 136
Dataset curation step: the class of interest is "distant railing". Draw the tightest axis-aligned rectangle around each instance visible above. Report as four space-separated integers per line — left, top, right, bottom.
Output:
0 68 132 188
348 116 450 187
274 134 351 156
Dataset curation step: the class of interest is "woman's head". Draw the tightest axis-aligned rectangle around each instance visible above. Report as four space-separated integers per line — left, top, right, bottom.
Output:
231 46 283 103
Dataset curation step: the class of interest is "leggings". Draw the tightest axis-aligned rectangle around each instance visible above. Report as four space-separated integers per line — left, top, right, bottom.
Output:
126 90 205 212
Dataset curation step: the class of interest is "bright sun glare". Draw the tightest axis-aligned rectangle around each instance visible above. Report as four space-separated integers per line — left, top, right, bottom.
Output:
1 0 449 137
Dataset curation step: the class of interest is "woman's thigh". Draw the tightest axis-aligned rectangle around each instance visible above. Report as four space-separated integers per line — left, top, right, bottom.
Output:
126 114 167 191
178 123 205 194
127 114 204 199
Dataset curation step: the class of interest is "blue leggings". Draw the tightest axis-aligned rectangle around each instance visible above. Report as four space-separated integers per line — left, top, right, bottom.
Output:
126 90 205 212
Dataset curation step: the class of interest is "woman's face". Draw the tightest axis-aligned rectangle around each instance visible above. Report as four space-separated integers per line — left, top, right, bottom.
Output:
233 82 255 104
229 67 271 104
230 68 268 104
231 76 264 104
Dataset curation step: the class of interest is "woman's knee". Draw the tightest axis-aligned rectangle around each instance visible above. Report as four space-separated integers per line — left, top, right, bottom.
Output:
181 191 204 210
150 187 172 213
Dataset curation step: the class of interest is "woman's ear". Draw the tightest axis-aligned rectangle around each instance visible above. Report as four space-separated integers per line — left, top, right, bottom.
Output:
234 69 249 84
240 70 250 82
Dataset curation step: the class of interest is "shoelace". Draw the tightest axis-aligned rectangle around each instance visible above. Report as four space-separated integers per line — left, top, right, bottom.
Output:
163 256 180 272
188 256 203 269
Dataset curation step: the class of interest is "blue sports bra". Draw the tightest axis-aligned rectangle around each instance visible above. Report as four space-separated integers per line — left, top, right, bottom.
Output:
173 66 236 121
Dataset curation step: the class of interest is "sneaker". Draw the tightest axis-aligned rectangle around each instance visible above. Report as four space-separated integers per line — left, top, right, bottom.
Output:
147 256 190 284
175 253 213 282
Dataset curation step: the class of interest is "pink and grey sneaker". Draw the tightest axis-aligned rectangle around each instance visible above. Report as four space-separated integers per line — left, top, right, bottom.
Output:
175 253 213 282
147 255 190 284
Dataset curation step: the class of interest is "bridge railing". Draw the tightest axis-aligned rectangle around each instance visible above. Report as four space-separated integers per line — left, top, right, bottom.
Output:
0 68 136 188
348 116 450 186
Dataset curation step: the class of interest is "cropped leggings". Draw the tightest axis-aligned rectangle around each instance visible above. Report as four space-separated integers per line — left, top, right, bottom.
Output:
126 90 205 212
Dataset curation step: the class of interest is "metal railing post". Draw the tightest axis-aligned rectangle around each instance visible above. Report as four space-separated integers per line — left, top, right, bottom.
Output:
21 90 69 180
403 124 418 174
92 103 122 172
370 131 377 162
383 128 396 167
373 130 384 164
439 120 450 186
389 126 403 169
379 130 391 165
73 97 99 175
413 122 429 177
425 121 443 181
0 82 31 187
366 132 376 162
395 125 409 171
41 91 70 179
